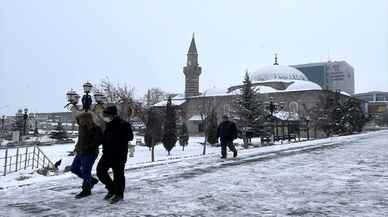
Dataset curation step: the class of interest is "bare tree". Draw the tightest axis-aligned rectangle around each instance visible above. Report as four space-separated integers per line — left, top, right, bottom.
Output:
96 76 135 104
95 76 140 121
143 88 170 107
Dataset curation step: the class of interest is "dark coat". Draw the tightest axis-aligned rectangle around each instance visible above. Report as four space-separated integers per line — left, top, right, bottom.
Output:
217 120 238 142
102 117 134 158
75 125 103 155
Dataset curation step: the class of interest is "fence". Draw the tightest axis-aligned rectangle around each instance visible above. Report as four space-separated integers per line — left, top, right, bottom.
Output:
0 145 54 176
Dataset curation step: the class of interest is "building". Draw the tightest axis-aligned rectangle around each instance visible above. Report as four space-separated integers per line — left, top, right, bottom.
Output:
354 91 388 102
291 61 355 95
354 91 388 126
153 35 355 135
6 112 76 132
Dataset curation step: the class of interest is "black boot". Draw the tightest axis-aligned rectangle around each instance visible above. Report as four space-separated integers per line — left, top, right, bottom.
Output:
233 150 238 158
75 186 91 199
110 195 123 204
91 177 98 189
103 192 115 201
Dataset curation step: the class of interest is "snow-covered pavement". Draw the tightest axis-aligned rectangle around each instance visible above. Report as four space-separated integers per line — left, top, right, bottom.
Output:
0 130 387 217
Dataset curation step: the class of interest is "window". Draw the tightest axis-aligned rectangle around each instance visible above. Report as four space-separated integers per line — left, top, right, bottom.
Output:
289 101 299 113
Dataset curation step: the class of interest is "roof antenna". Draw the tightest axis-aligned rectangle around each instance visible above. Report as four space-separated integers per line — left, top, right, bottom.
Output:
274 53 279 65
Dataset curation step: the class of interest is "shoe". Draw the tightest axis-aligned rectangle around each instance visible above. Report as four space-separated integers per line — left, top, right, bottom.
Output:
75 188 91 199
233 150 238 158
110 195 123 204
103 192 115 201
91 177 98 188
220 156 226 159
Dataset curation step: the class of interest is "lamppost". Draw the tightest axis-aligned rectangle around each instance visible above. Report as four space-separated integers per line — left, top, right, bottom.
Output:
93 91 105 111
65 89 80 108
1 115 4 137
82 82 93 112
265 98 284 142
265 97 281 119
23 108 28 136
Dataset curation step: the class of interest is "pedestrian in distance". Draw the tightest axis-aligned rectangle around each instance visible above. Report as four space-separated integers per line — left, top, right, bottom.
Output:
71 112 103 199
97 105 134 204
216 114 238 159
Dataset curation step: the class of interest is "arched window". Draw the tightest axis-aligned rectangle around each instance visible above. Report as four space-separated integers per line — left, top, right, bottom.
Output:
289 101 299 114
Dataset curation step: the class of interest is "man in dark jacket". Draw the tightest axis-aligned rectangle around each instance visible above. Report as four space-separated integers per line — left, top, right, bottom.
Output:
97 105 134 204
71 112 103 198
217 114 238 158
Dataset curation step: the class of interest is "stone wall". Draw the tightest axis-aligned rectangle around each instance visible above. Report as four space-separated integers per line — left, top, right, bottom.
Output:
181 90 353 135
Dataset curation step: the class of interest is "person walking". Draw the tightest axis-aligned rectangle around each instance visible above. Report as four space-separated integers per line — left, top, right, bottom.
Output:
97 105 134 204
217 114 238 159
71 112 103 199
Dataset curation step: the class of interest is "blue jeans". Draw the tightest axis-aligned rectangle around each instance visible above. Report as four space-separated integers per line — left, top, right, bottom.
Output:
71 154 98 187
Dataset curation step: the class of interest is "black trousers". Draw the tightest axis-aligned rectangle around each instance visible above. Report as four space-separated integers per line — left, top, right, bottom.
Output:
97 154 127 197
220 139 237 157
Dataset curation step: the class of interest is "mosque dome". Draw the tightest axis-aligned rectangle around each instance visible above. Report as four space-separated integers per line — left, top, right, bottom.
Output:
251 65 308 81
251 54 308 81
241 55 322 92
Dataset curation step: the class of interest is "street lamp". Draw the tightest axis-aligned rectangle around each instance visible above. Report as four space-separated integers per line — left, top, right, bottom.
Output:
93 91 104 104
265 98 285 142
1 115 5 136
23 108 28 136
82 82 93 112
65 89 80 110
265 98 279 118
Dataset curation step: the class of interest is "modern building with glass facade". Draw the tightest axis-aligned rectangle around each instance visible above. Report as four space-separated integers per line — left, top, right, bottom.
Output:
354 91 388 126
291 61 355 95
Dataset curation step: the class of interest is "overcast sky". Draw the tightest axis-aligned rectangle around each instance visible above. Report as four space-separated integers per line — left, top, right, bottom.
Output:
1 0 387 115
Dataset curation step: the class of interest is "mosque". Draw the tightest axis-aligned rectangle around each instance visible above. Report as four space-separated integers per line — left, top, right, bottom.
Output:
153 35 350 134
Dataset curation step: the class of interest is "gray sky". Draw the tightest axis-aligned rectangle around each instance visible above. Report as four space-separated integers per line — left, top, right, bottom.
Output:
1 0 387 115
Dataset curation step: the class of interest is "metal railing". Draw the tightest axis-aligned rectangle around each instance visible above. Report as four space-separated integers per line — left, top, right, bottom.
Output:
0 145 54 176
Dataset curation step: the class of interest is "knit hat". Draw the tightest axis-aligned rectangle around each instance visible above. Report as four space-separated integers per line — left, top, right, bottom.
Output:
103 105 118 116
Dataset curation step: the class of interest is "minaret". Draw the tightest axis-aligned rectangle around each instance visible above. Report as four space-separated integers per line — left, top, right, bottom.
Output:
273 53 279 65
183 33 202 98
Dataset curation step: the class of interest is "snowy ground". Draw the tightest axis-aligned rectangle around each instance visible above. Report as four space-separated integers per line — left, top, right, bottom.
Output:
0 130 387 216
1 136 261 187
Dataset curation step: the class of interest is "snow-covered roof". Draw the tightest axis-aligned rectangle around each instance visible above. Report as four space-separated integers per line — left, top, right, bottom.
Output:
201 88 233 97
153 99 186 107
151 94 186 107
187 87 234 98
188 115 206 121
251 65 308 82
281 80 322 92
340 91 351 96
229 80 322 94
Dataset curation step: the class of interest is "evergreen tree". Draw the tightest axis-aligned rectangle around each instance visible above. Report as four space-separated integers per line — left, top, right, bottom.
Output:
162 97 177 155
178 122 189 151
235 71 264 147
338 98 369 134
313 93 342 137
144 109 162 162
206 110 218 145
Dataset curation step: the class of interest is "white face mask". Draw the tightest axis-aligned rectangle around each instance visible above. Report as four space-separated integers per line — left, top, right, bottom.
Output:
103 117 113 123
